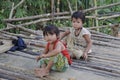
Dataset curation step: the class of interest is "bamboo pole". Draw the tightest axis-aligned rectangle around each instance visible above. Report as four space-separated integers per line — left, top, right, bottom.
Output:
1 31 34 39
3 12 96 23
3 12 70 22
94 0 99 31
0 69 35 80
57 0 60 13
88 24 120 30
66 0 73 15
84 2 120 12
3 2 120 22
51 0 55 21
6 24 40 36
17 16 70 26
0 26 16 32
71 62 120 77
6 0 25 28
72 62 120 76
9 0 25 19
97 14 120 20
75 0 78 10
9 3 14 19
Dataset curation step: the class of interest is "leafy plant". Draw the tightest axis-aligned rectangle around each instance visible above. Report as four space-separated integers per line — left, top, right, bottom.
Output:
0 0 120 35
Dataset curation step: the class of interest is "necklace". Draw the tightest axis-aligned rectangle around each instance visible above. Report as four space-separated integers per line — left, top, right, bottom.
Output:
74 28 82 37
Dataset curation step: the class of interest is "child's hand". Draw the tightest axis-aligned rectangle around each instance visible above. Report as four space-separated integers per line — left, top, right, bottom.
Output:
82 53 88 61
41 54 46 58
36 54 47 62
36 56 42 62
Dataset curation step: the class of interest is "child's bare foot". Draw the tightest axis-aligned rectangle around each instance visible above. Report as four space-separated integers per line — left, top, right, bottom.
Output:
34 68 49 78
40 68 49 77
68 77 76 80
34 68 43 77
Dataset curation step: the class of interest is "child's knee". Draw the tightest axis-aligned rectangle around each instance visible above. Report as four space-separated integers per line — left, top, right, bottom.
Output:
72 50 83 59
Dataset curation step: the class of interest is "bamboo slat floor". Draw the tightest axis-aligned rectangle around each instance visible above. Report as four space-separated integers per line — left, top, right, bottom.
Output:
0 30 120 80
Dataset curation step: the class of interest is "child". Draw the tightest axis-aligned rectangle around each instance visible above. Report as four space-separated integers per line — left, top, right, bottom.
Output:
61 11 92 60
34 25 72 78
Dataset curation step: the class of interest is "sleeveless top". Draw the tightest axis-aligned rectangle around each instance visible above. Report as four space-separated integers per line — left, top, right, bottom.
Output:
46 40 72 65
65 27 92 53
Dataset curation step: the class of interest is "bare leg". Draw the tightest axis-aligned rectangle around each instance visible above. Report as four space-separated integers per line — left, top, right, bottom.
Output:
34 68 42 77
34 60 54 78
41 64 46 68
34 64 46 77
40 60 54 77
71 53 77 59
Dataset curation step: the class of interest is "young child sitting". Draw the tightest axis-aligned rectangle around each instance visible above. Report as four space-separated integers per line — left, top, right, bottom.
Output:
61 11 92 60
34 25 72 78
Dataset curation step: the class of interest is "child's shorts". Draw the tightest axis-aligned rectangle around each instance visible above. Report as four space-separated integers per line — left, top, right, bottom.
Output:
69 49 83 59
38 53 69 72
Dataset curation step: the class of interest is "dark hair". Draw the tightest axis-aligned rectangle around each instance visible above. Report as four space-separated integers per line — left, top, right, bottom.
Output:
71 11 85 23
43 24 60 37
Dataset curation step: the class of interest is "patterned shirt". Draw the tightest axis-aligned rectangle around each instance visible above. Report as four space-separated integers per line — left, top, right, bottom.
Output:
65 27 92 53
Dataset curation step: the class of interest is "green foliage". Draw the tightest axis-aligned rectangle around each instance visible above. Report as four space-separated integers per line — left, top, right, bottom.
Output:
52 20 72 27
28 24 36 30
15 8 27 18
87 0 120 34
0 0 120 35
99 27 112 35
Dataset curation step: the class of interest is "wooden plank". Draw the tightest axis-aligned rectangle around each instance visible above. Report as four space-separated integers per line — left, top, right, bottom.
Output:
0 40 13 53
72 61 120 76
92 45 120 56
89 57 120 68
92 40 120 48
89 53 120 64
0 69 37 80
6 51 36 60
71 64 120 77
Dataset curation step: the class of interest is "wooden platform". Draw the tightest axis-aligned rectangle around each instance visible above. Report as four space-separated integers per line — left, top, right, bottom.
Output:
0 30 120 80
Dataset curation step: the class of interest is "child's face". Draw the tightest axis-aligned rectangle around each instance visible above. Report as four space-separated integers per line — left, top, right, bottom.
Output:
72 18 83 30
44 33 57 43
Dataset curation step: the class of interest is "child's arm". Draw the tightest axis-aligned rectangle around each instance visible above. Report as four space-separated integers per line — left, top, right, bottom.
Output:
36 45 48 61
82 34 92 60
42 43 63 58
59 29 70 40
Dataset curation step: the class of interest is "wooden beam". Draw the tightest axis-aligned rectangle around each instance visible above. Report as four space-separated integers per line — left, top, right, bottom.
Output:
0 69 36 80
1 31 34 39
84 2 120 12
5 24 40 36
17 16 70 26
66 0 73 15
71 62 120 77
3 12 70 22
